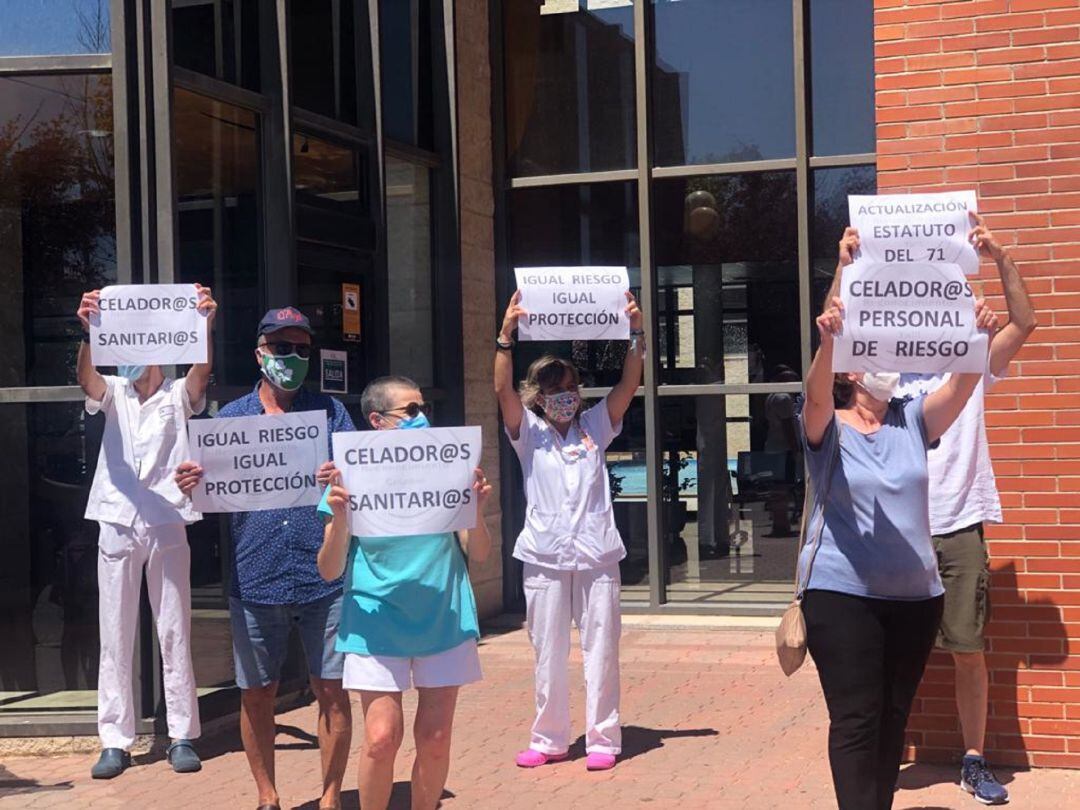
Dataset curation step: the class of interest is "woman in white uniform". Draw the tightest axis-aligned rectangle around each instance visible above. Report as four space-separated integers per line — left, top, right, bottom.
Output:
494 290 644 772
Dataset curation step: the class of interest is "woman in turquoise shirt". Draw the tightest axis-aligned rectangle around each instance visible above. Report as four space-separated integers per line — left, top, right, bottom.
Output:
317 376 492 810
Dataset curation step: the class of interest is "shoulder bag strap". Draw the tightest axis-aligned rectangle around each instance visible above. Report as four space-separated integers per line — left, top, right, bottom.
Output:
793 418 842 599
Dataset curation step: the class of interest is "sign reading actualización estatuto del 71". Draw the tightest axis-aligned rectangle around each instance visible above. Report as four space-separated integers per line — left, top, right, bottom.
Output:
848 190 981 276
333 426 482 538
514 266 631 342
90 284 210 366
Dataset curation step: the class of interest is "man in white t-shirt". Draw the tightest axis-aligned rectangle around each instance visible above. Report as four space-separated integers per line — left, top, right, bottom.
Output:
76 285 217 781
829 214 1037 806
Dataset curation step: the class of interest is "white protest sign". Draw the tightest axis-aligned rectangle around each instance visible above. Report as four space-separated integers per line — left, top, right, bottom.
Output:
849 190 980 276
515 266 630 341
834 260 988 374
333 426 482 538
189 411 329 513
90 284 209 366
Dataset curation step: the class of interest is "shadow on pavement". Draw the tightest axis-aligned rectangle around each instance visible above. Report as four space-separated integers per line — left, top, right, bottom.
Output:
0 765 74 798
896 762 1016 791
567 725 719 764
291 785 454 810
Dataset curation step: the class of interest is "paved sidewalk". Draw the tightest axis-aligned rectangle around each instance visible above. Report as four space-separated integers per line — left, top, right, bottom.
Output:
3 625 1078 809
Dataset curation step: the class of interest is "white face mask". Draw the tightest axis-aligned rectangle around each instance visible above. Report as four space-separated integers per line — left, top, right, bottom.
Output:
858 372 901 403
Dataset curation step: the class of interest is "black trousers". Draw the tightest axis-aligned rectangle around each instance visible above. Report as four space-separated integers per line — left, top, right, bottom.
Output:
803 589 944 810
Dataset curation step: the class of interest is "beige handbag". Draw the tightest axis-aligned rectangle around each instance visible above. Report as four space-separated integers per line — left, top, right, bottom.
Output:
775 424 839 676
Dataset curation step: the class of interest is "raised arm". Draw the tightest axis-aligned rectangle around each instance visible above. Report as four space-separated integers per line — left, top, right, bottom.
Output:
606 291 645 427
76 289 107 401
494 291 527 440
820 227 861 315
968 213 1038 378
804 297 844 448
923 372 981 445
317 479 352 582
185 283 218 406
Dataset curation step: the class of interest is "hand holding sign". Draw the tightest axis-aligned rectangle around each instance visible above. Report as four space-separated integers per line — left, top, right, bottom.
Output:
89 283 211 366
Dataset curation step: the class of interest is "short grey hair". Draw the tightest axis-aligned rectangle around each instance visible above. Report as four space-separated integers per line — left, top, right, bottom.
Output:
361 375 420 420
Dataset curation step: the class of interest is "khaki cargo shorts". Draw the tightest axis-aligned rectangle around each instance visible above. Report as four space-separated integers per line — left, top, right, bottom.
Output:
932 523 990 653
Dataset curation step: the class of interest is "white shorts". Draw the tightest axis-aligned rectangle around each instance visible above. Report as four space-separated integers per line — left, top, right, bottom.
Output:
342 638 483 692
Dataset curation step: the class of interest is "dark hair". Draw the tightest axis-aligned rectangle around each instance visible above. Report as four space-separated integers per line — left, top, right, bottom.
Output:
361 375 420 420
833 373 855 409
519 355 582 418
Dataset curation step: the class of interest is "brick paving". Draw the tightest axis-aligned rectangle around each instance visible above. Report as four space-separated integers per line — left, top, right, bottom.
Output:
2 625 1078 809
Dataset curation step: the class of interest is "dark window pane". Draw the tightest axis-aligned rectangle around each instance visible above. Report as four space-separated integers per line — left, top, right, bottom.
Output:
0 403 104 713
653 172 800 385
651 0 795 166
173 89 261 387
660 394 802 608
604 398 649 596
809 164 876 349
810 0 874 156
290 0 359 124
0 74 116 388
386 157 434 388
380 0 433 148
0 0 111 56
504 0 636 176
172 0 261 90
508 181 639 387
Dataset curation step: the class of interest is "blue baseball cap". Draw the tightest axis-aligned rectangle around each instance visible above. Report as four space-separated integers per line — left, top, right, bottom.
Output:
257 306 314 337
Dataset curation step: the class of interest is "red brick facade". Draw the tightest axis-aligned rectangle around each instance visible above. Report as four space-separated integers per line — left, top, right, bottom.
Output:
874 0 1080 768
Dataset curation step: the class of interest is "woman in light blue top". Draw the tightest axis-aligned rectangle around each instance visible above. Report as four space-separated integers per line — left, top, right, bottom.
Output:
801 230 995 810
317 375 492 810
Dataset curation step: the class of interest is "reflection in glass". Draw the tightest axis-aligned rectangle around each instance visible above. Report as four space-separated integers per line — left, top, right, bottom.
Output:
386 157 434 388
660 395 802 607
810 165 876 348
381 0 433 148
509 181 639 388
0 74 116 388
290 0 360 124
503 0 636 176
173 88 261 387
293 133 363 215
0 0 110 56
653 172 800 385
810 0 874 157
0 403 103 713
604 398 649 598
651 0 794 166
172 0 261 91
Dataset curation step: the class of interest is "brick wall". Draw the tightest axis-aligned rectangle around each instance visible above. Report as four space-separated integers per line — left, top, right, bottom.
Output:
455 0 504 618
874 0 1080 768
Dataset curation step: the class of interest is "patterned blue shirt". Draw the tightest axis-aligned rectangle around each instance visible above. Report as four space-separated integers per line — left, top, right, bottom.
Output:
219 381 356 605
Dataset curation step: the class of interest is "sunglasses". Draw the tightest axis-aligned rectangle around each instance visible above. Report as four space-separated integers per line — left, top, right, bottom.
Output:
381 401 432 419
261 341 312 359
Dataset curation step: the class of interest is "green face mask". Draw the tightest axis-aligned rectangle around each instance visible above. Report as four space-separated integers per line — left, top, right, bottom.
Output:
260 352 309 391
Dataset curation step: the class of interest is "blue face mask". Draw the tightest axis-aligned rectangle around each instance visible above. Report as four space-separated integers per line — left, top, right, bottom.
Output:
117 364 147 382
398 412 431 430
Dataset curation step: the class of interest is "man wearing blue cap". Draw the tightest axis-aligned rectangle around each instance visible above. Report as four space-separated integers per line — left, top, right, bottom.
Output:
176 307 354 810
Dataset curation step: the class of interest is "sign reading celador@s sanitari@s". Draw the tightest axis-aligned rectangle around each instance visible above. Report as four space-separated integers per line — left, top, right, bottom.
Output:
333 426 482 538
834 260 988 375
849 190 980 276
90 284 209 366
189 411 329 513
515 266 630 341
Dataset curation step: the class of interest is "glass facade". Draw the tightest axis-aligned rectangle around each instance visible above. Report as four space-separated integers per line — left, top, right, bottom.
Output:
0 0 456 734
496 0 876 611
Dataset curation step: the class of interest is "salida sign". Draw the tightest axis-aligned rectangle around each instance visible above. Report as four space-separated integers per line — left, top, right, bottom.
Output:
189 411 329 513
333 426 482 537
514 266 631 341
834 261 988 374
91 284 209 366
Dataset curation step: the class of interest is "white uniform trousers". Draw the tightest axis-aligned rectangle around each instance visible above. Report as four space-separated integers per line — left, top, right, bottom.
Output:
97 520 200 749
523 562 622 755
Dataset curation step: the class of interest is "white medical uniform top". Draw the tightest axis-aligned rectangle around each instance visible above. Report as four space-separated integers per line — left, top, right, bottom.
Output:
895 367 1003 536
507 398 626 571
84 375 204 528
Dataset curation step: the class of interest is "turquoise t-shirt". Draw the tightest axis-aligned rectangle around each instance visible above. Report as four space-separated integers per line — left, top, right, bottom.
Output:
317 488 480 658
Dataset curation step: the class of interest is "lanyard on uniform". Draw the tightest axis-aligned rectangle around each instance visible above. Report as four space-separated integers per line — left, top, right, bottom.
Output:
549 419 596 463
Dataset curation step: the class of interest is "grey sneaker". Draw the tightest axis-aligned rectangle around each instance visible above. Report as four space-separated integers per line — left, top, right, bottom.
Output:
91 748 131 779
961 755 1009 805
